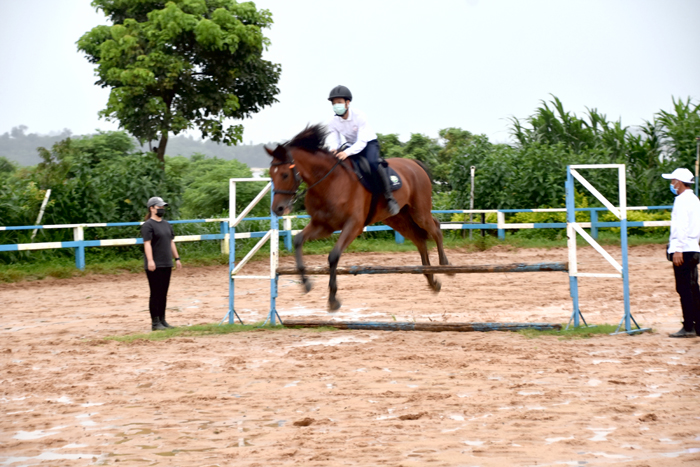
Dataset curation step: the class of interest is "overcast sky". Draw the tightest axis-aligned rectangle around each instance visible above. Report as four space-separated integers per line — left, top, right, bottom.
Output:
0 0 698 146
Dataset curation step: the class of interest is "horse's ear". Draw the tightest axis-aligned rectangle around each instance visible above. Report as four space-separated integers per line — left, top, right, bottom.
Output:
265 144 287 161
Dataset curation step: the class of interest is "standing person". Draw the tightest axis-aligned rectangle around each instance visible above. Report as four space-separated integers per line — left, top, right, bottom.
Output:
663 168 700 338
326 85 400 216
141 196 182 331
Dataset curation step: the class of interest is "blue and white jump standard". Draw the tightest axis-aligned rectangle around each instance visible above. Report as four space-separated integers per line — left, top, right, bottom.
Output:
221 178 282 326
565 164 650 335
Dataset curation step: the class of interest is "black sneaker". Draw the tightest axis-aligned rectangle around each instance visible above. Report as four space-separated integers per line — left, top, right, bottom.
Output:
152 321 167 331
669 328 696 338
160 320 176 329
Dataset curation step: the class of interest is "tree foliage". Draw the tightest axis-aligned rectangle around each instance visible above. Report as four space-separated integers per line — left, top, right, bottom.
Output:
77 0 281 162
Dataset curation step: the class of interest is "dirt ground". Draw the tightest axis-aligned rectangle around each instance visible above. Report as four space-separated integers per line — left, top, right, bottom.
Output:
1 244 699 466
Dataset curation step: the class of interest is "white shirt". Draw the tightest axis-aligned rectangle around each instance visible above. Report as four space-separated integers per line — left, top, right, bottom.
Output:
326 108 377 156
669 189 700 253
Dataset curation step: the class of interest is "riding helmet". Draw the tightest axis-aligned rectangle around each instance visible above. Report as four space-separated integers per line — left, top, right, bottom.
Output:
328 85 352 101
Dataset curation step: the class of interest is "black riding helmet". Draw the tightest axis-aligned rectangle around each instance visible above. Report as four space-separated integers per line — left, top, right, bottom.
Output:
328 85 352 101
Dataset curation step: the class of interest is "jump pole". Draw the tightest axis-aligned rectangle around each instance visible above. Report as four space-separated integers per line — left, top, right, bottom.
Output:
283 320 562 332
276 262 568 276
275 263 567 332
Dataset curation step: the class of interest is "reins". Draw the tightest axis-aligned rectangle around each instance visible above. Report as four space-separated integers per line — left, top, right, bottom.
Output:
271 156 345 206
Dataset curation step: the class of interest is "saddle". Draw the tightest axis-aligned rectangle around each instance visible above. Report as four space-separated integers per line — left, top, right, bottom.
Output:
350 154 402 194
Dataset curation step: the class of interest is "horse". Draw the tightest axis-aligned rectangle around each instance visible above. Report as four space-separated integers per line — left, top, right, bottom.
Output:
265 124 450 311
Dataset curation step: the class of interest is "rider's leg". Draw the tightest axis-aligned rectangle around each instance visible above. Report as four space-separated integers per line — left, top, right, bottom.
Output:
365 140 400 216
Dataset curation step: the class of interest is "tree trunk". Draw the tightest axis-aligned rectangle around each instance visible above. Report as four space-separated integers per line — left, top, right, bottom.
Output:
155 132 168 165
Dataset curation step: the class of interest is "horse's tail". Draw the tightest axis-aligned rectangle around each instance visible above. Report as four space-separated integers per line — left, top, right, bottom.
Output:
412 159 433 184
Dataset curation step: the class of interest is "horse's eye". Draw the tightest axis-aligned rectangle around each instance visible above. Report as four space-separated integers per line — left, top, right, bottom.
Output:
282 172 289 180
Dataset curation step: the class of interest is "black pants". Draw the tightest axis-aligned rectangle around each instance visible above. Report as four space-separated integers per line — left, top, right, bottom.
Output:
146 267 172 323
355 140 381 171
673 252 700 332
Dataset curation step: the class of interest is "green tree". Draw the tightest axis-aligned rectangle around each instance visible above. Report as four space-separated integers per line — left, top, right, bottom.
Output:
178 154 265 218
377 133 405 159
656 97 700 169
77 0 281 163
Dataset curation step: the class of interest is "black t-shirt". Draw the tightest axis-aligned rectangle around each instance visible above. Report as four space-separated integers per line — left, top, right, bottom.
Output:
140 218 175 269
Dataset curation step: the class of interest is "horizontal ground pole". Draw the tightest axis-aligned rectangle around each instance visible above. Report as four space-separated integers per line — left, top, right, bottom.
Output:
283 320 562 332
276 262 568 276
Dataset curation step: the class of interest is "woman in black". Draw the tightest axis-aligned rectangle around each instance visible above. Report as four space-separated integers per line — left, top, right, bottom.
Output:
141 196 182 331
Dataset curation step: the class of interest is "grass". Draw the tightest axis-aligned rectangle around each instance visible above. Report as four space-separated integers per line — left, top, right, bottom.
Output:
0 230 668 284
102 322 647 344
516 323 650 339
103 322 340 343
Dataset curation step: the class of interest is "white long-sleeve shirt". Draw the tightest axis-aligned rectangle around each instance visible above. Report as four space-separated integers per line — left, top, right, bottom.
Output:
668 189 700 253
326 108 377 156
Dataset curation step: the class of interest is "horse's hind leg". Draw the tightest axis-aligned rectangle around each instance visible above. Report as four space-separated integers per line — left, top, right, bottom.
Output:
384 213 441 293
327 221 364 311
411 209 453 276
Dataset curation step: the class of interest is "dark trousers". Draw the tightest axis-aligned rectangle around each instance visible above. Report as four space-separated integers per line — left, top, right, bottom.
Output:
146 267 172 323
673 252 700 332
355 140 382 171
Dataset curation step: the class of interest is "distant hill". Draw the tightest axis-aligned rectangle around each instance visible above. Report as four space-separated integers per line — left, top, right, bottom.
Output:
0 126 274 168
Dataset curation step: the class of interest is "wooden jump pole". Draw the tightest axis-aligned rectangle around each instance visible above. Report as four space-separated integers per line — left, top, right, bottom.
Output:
283 320 562 332
276 262 568 276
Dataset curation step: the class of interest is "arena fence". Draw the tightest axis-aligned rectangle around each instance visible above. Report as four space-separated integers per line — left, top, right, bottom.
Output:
0 207 671 271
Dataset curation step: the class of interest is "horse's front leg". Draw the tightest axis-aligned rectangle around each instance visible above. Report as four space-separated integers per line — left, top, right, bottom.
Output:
328 221 364 311
295 221 332 293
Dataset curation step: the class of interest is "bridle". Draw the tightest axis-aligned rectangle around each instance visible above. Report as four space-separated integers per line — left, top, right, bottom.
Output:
271 154 345 206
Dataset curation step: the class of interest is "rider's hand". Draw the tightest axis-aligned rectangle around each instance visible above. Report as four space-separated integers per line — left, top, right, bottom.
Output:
673 251 684 267
330 149 337 155
335 151 348 160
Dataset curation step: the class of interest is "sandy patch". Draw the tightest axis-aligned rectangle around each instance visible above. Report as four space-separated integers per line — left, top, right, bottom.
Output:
1 244 699 466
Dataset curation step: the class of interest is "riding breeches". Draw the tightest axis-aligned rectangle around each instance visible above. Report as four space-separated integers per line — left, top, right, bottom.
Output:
353 140 382 170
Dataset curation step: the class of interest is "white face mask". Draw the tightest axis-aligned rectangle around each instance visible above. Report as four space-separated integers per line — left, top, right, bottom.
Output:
333 103 347 116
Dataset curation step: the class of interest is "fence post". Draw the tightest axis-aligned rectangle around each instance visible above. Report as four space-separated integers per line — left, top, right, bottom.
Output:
497 211 505 240
283 217 293 251
220 221 229 255
590 210 598 240
73 226 85 270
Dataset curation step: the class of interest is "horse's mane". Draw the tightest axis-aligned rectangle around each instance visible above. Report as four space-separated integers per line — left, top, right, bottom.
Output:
285 124 330 154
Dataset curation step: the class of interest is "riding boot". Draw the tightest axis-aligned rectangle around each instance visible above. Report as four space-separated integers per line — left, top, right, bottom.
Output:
152 319 167 331
377 163 400 216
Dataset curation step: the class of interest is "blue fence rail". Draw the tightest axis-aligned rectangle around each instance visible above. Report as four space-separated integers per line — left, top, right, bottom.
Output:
1 206 671 270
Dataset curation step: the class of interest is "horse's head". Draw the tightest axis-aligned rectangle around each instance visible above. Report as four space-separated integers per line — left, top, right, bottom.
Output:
265 144 301 216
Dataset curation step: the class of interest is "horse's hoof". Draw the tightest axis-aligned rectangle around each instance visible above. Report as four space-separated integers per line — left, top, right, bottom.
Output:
328 299 342 311
431 279 442 293
302 277 313 293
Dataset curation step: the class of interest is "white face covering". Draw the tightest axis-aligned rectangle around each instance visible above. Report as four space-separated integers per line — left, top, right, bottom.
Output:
333 103 347 116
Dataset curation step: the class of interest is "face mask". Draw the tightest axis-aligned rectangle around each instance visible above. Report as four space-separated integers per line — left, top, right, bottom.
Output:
156 208 165 217
670 183 678 195
333 103 347 116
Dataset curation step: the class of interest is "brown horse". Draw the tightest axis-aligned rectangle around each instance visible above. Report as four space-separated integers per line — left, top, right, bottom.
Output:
265 124 450 311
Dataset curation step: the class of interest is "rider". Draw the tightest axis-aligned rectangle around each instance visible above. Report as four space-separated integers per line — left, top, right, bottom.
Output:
327 85 400 216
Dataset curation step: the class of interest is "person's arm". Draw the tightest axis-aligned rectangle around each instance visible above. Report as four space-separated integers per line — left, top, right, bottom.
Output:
344 112 374 156
671 198 690 266
144 241 156 271
326 121 341 153
141 222 156 271
171 240 182 270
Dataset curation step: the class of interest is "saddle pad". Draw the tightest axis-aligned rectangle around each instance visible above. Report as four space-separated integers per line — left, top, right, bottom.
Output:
351 156 402 194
